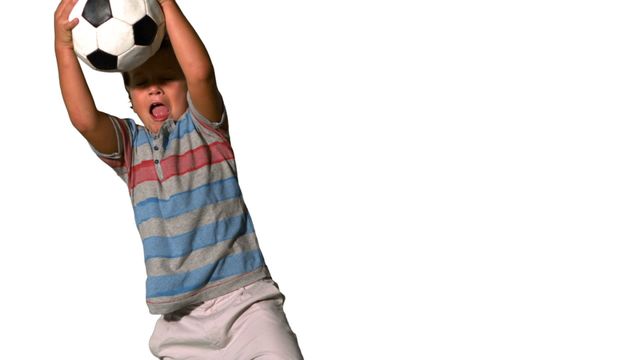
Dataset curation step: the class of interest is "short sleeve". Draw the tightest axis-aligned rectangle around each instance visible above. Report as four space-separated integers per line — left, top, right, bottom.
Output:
90 116 136 180
187 92 228 139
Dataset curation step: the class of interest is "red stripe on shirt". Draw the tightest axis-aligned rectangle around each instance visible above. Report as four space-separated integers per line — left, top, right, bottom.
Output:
129 160 159 190
129 141 234 189
161 141 234 180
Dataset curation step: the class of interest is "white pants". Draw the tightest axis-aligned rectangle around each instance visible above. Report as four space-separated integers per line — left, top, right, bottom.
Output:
149 279 303 359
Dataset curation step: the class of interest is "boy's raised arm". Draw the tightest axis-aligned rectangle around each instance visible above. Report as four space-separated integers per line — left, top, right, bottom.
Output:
55 0 119 155
159 0 226 129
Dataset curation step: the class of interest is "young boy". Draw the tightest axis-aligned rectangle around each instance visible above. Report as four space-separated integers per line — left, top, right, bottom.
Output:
54 0 303 358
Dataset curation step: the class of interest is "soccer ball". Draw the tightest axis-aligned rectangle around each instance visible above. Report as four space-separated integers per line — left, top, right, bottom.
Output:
69 0 165 72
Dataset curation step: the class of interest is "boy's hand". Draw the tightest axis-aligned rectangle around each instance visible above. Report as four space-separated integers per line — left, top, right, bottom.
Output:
157 0 176 5
54 0 80 51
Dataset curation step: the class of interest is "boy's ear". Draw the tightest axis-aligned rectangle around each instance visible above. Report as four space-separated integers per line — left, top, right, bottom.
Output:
123 86 133 109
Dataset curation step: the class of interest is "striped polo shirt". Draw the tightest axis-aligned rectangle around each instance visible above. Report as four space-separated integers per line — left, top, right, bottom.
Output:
94 100 269 314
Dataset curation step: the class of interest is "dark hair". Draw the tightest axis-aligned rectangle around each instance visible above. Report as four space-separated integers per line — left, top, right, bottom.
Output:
121 36 173 89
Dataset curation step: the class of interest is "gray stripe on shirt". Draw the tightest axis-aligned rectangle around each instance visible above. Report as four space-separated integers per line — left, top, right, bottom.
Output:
137 197 246 239
144 232 260 276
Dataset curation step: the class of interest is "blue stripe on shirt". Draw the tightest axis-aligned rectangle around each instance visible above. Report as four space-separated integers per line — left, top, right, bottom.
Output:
134 177 242 225
146 249 265 298
142 213 255 260
133 113 198 149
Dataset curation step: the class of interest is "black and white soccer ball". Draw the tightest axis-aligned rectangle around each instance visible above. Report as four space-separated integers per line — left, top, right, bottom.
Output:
69 0 166 72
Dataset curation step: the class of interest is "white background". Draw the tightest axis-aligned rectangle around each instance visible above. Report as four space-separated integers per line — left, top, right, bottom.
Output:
1 0 639 358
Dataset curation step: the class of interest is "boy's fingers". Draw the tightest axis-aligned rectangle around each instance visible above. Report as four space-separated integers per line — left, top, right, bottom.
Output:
54 0 68 14
58 0 79 18
65 0 80 16
55 0 79 33
64 17 80 31
55 0 72 13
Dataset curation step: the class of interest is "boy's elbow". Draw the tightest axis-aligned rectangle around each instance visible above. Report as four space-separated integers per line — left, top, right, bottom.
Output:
70 114 100 135
69 116 88 133
74 122 92 135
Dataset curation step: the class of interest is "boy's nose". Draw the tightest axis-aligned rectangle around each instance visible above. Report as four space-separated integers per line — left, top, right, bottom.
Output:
148 85 163 95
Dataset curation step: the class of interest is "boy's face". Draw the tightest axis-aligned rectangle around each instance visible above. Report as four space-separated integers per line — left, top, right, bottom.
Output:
126 47 188 133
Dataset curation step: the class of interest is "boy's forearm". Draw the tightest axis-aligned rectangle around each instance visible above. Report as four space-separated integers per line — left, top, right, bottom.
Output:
56 46 101 132
159 0 224 123
160 1 216 85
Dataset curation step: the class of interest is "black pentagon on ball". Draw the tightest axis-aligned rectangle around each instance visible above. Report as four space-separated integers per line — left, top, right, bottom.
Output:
133 15 158 46
82 0 112 27
87 49 118 71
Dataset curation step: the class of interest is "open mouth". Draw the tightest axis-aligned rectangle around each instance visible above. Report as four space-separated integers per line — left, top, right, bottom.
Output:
150 102 170 122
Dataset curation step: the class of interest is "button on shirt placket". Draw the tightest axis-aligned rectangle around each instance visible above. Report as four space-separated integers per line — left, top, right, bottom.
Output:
152 134 164 180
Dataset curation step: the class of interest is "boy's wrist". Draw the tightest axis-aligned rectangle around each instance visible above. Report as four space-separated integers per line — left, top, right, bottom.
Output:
55 43 76 54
